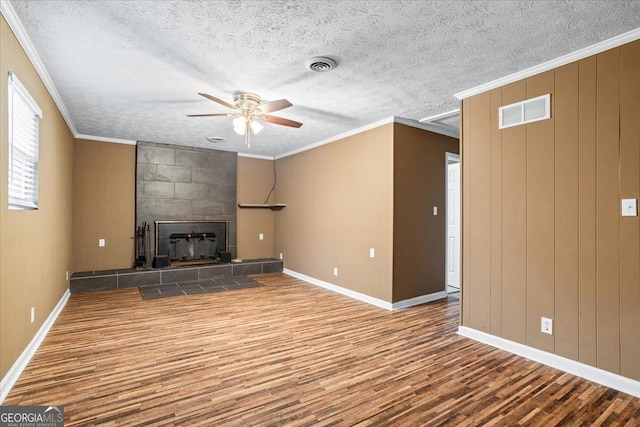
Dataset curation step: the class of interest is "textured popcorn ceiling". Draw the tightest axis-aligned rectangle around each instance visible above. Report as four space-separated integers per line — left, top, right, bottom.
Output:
8 0 640 156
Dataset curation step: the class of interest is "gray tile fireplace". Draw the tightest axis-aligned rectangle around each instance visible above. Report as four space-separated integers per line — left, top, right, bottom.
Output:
136 142 237 266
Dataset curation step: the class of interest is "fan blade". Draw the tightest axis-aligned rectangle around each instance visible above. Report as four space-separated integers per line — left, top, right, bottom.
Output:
260 114 303 128
198 93 235 110
186 113 235 117
258 99 292 114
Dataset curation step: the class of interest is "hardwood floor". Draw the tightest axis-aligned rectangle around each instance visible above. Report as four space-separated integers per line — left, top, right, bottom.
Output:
5 273 639 426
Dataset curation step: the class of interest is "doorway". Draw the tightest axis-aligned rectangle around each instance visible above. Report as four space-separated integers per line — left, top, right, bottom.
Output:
445 153 460 294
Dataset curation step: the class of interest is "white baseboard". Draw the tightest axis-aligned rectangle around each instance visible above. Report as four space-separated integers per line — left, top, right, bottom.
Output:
283 269 446 311
457 326 640 399
391 291 447 309
0 289 70 404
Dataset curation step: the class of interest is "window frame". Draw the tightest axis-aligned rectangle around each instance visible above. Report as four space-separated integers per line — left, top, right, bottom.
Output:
7 71 42 211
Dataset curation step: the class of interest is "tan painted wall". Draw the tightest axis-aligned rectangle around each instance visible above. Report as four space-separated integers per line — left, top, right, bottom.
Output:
274 125 394 302
237 157 275 259
392 124 459 301
73 139 135 272
0 15 74 379
461 40 640 381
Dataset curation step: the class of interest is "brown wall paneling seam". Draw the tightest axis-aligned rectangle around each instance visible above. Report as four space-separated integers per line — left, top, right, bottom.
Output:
525 71 556 354
595 47 621 374
577 56 598 367
553 62 580 361
499 80 528 344
490 88 503 336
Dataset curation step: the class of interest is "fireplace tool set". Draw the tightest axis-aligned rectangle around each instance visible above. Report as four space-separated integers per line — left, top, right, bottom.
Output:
135 222 151 267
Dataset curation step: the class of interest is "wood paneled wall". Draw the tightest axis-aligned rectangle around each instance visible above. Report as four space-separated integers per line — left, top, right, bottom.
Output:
393 124 459 301
73 139 135 272
0 15 74 379
237 157 275 259
274 125 395 302
461 40 640 381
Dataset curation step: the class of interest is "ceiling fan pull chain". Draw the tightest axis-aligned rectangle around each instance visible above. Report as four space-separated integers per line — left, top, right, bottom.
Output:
245 119 251 148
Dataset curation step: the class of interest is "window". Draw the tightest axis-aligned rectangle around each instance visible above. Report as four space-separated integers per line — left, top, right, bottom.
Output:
8 72 42 210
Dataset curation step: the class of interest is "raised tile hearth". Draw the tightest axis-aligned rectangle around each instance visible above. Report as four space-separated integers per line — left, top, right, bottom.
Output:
139 276 261 300
70 258 283 293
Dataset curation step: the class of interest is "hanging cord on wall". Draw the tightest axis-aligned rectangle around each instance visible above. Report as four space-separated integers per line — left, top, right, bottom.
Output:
264 158 276 204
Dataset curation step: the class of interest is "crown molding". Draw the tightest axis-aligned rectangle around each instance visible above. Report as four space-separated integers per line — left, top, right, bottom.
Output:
275 116 395 159
394 116 459 139
75 134 136 145
455 27 640 100
419 108 460 123
0 0 77 135
275 116 457 160
237 152 274 160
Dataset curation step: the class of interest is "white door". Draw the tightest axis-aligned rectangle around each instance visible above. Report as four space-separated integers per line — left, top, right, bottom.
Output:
446 160 460 293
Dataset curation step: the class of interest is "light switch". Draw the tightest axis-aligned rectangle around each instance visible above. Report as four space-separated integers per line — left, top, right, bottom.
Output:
433 206 438 215
621 199 637 217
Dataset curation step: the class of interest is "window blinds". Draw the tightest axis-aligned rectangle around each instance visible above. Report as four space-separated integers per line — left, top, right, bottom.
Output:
8 72 42 210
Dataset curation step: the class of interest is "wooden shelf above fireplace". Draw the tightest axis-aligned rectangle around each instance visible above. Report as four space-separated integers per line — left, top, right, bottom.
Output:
237 203 287 211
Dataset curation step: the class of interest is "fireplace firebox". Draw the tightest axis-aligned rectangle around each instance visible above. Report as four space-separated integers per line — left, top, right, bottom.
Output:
155 220 229 266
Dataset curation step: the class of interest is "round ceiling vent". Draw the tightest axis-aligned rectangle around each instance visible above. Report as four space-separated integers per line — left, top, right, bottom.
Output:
305 56 337 72
206 137 225 143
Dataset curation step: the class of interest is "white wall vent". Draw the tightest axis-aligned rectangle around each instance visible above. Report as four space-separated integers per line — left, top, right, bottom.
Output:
498 94 551 129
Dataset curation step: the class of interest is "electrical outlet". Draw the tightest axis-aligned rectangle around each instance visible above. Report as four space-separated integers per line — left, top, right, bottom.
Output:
541 317 553 335
259 233 264 240
65 270 69 281
433 206 438 215
30 307 35 324
333 267 338 276
98 238 105 247
279 253 283 260
370 248 375 258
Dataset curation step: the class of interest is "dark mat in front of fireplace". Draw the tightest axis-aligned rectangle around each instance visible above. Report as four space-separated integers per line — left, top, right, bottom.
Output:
139 275 260 300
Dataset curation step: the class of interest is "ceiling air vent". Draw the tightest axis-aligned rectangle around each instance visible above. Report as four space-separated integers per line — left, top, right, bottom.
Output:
498 94 550 129
305 56 337 72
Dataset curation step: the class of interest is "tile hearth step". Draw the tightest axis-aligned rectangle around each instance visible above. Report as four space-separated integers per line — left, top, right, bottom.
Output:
140 276 261 300
70 258 283 294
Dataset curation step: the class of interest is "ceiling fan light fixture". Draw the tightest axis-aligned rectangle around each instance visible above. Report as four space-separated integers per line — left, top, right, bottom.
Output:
233 116 246 135
233 116 264 136
305 56 337 72
250 120 264 134
190 91 303 149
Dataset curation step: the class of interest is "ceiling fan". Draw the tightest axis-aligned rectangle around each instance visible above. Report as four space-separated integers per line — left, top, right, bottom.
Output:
188 92 303 148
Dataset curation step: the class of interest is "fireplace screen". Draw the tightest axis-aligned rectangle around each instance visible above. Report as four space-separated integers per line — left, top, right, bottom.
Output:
155 220 228 263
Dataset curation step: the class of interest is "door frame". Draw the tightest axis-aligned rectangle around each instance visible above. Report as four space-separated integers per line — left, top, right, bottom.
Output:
445 152 461 295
